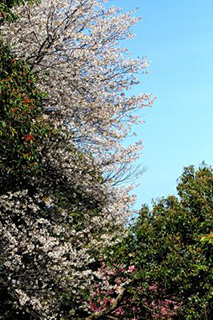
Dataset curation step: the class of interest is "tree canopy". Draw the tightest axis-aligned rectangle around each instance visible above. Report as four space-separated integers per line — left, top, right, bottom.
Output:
1 0 212 319
110 164 213 319
0 0 151 319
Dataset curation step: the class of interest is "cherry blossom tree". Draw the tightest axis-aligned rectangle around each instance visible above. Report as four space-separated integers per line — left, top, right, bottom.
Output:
0 0 153 319
1 0 153 183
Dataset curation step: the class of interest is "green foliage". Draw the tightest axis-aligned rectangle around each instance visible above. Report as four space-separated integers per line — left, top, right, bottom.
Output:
0 0 39 23
0 41 49 191
112 164 213 319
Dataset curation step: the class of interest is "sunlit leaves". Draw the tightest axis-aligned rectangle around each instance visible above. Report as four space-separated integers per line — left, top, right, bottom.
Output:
111 164 213 319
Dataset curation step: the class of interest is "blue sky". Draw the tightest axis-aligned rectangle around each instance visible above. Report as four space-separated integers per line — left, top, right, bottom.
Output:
111 0 213 208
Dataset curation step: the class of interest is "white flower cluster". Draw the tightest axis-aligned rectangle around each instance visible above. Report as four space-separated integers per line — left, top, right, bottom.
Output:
0 188 129 318
0 152 133 318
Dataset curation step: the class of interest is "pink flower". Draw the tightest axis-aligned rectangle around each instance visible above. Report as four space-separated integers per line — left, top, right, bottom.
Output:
149 283 158 292
113 307 124 315
128 265 135 272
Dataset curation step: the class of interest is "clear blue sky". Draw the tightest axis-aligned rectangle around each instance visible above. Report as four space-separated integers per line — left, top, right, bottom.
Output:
111 0 213 208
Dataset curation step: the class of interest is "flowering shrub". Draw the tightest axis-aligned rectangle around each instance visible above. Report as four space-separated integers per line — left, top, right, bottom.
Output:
88 262 182 320
88 262 132 313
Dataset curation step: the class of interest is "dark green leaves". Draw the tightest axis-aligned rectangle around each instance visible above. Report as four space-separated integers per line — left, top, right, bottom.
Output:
0 42 49 191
